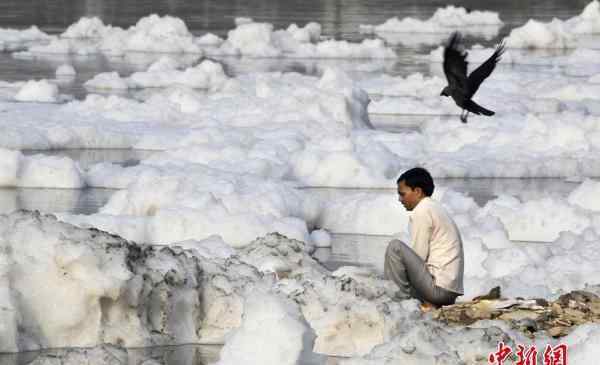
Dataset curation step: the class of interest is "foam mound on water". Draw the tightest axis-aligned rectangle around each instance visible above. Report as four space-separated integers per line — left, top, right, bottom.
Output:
14 80 59 103
85 59 231 91
505 1 600 48
359 6 502 45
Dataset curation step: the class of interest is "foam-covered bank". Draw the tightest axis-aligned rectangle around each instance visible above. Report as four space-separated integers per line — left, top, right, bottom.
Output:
3 211 600 364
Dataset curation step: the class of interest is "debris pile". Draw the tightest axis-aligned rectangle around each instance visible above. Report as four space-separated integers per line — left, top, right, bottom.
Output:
432 287 600 338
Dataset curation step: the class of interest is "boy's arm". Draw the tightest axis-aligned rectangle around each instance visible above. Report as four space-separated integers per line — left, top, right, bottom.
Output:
410 209 433 261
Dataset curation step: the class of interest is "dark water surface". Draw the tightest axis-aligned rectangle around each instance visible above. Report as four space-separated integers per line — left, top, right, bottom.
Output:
0 0 591 98
0 0 589 39
1 344 222 365
1 343 342 365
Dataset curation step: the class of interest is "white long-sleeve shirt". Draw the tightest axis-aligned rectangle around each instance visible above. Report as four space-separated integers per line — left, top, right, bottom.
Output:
409 197 464 294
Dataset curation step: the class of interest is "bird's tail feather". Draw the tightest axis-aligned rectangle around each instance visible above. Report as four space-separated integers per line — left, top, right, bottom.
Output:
466 100 494 116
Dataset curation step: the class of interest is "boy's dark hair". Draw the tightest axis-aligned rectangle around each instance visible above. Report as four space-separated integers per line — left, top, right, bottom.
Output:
396 167 434 196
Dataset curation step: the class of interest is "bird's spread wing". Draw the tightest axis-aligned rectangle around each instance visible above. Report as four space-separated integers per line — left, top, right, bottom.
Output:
467 41 505 97
443 32 469 93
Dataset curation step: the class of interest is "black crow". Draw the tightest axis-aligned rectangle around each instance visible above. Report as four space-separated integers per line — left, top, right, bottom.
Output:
440 32 505 123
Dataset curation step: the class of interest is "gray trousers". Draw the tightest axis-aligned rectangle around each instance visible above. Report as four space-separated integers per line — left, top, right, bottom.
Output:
384 239 458 306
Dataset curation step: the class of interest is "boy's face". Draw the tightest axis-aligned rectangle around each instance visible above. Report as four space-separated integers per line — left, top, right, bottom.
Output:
397 180 424 211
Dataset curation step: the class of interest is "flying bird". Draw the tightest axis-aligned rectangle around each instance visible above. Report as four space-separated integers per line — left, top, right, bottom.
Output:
440 32 505 123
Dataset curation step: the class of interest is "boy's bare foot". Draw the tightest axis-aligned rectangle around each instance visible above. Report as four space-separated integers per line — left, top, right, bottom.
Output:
419 301 438 313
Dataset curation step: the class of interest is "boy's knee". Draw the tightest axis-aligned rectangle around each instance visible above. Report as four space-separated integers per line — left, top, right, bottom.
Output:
386 239 405 254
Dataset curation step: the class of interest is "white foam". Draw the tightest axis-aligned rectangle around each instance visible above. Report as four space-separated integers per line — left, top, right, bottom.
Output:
207 21 396 59
481 195 590 242
196 33 224 46
19 15 395 59
360 6 502 45
86 165 314 247
310 229 332 248
506 19 574 49
505 1 600 48
563 324 600 363
361 6 501 33
217 291 318 365
120 14 201 54
14 79 59 103
26 15 202 56
0 149 21 187
84 72 129 90
568 179 600 211
86 60 231 90
235 17 254 26
56 64 77 77
3 5 600 363
18 154 85 188
0 26 50 52
28 37 100 55
146 56 181 72
62 17 113 38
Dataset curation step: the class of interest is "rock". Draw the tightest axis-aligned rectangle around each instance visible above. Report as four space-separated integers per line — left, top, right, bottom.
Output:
589 302 600 316
491 299 544 310
551 302 564 315
472 286 501 301
466 303 494 320
556 291 599 310
562 308 587 325
498 310 542 322
548 326 570 338
516 318 538 335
